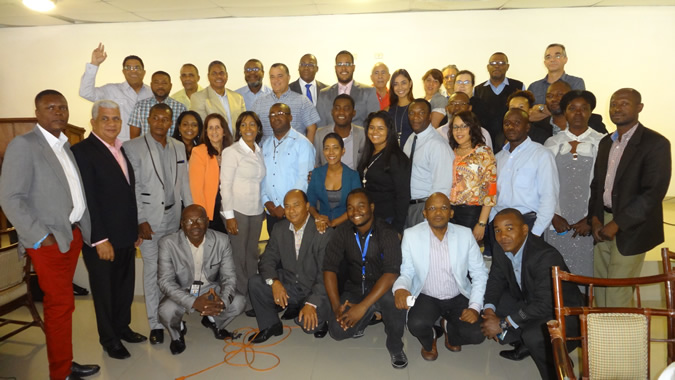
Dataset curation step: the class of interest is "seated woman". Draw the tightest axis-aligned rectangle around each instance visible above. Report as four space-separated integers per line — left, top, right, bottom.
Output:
172 111 203 159
448 111 497 242
189 113 233 233
357 111 411 235
422 68 447 129
307 132 361 232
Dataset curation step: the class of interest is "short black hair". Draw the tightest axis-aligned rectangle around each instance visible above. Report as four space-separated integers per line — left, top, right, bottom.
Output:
411 98 432 114
123 55 144 69
323 132 345 149
333 94 355 108
335 50 354 63
246 58 264 70
507 90 536 109
495 208 526 225
270 63 289 75
208 60 226 73
152 71 171 80
234 111 263 144
35 89 64 107
150 102 172 119
181 63 199 74
347 187 372 205
560 90 597 112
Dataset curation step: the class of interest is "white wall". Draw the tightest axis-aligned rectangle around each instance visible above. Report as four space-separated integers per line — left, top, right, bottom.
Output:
1 6 674 193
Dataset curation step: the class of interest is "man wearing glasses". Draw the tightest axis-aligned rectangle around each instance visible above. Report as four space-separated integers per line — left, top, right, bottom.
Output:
290 54 327 107
441 64 459 98
316 50 380 128
79 43 152 142
235 58 272 110
527 44 586 106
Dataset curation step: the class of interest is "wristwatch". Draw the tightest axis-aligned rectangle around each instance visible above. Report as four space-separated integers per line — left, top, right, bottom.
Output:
499 318 509 331
478 221 487 227
265 278 275 286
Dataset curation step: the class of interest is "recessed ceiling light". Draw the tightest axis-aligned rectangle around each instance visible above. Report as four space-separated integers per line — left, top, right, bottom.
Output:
23 0 56 12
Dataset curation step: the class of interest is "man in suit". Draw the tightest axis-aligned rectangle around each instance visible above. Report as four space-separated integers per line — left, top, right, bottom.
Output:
289 53 327 107
394 193 487 361
248 189 332 343
157 205 244 355
71 100 145 360
316 50 380 128
189 60 246 136
589 88 671 307
0 90 99 380
123 102 193 345
235 58 272 110
481 208 582 380
313 94 365 170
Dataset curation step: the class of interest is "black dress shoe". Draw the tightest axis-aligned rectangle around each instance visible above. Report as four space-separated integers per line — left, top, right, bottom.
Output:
201 316 221 338
245 309 256 317
104 342 130 359
120 330 147 343
170 337 186 355
249 322 283 344
71 362 100 377
65 375 84 380
215 328 233 340
280 307 300 320
313 323 328 338
149 329 164 344
499 342 531 361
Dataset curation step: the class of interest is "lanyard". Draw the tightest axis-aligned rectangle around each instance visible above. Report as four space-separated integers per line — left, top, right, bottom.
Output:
354 228 373 295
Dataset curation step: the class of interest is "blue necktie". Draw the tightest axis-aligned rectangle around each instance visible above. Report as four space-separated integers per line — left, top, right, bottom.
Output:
305 83 313 103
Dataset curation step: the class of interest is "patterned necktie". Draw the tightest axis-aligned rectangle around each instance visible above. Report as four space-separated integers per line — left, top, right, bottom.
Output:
305 83 313 103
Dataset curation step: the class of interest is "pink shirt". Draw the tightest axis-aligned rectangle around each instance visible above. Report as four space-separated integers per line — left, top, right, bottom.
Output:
92 132 129 184
603 123 638 208
338 80 354 95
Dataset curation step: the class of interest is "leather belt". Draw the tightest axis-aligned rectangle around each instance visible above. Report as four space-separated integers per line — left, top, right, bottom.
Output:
603 206 612 214
409 198 427 205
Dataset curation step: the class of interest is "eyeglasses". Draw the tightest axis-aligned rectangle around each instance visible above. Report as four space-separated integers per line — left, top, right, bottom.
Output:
426 205 450 212
444 74 457 80
455 80 472 85
124 65 142 71
545 53 565 60
448 102 469 107
183 217 207 226
299 63 317 68
245 67 261 73
336 62 354 67
269 111 289 118
452 124 470 131
489 61 507 66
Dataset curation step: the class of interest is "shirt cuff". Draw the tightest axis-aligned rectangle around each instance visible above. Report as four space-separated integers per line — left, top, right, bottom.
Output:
468 302 481 313
223 210 235 219
391 284 406 294
304 302 316 309
506 316 520 329
483 304 496 312
92 238 109 247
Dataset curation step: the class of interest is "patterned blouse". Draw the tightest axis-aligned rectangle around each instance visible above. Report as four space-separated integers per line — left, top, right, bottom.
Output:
449 145 497 206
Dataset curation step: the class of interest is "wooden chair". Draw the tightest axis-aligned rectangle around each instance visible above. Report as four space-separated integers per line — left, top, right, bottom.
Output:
661 247 675 365
0 226 45 342
547 266 675 380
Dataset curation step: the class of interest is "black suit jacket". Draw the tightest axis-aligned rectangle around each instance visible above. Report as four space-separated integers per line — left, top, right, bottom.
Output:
588 123 671 256
71 134 138 248
289 79 327 97
484 233 582 326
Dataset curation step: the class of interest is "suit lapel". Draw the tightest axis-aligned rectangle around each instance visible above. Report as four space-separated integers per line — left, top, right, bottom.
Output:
613 123 643 186
35 127 72 195
207 87 227 116
89 134 131 186
202 231 216 274
297 218 316 265
144 135 165 189
179 232 196 284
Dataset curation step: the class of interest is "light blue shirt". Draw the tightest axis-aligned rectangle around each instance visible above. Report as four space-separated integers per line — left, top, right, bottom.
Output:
484 236 527 329
252 89 321 139
235 84 272 110
260 128 316 208
490 137 559 236
402 125 454 199
478 77 526 96
527 72 586 105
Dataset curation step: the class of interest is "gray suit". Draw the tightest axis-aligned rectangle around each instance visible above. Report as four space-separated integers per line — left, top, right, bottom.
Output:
313 124 366 169
158 229 244 340
316 81 380 128
249 217 332 331
289 79 328 103
123 134 192 329
0 125 91 252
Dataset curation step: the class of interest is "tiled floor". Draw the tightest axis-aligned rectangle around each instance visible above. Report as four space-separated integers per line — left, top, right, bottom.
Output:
3 199 675 379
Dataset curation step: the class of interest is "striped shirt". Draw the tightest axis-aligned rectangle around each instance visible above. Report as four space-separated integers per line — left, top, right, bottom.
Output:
421 229 460 300
128 96 187 136
251 89 320 139
603 123 638 208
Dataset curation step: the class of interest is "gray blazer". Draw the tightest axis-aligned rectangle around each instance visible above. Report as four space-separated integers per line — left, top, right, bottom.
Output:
157 229 237 310
0 125 92 253
316 81 379 128
123 135 192 230
313 124 366 169
289 79 328 98
258 217 332 308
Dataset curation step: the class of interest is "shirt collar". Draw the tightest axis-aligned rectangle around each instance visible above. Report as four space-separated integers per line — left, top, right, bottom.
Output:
289 215 310 234
92 131 123 150
299 78 315 88
484 77 510 87
274 88 292 100
502 136 532 154
414 124 435 137
611 122 639 142
37 123 67 148
562 127 592 142
507 236 527 258
237 137 259 153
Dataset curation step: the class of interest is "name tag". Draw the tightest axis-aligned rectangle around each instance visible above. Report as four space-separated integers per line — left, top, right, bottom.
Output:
189 281 203 297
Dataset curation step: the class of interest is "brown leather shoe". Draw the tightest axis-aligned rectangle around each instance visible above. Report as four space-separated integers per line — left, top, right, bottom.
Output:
421 338 438 361
444 333 462 352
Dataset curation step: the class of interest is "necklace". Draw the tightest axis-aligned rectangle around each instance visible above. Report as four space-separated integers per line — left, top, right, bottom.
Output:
362 151 384 186
394 104 409 145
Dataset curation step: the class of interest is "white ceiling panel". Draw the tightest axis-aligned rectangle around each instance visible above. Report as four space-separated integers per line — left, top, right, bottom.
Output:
0 3 70 26
134 8 231 21
106 0 219 12
502 0 600 8
411 0 506 11
596 0 675 5
225 5 319 17
211 0 314 7
317 1 410 15
54 1 147 22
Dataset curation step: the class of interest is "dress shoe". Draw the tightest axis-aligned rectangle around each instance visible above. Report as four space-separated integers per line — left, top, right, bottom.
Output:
149 329 164 344
499 342 531 361
245 309 256 317
120 330 147 343
249 322 283 344
201 316 229 339
390 351 408 369
215 328 233 340
103 342 131 359
313 323 328 338
170 337 186 355
71 362 100 377
441 318 461 352
421 338 438 361
65 375 83 380
280 307 299 320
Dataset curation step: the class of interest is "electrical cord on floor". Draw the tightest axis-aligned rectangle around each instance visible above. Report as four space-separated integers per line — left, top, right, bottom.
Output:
176 324 298 379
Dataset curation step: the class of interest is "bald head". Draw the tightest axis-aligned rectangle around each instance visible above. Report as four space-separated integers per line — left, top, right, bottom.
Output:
371 62 390 91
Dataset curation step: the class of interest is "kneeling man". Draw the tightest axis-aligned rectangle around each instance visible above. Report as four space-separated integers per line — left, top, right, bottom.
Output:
248 189 332 343
157 205 245 355
394 193 487 361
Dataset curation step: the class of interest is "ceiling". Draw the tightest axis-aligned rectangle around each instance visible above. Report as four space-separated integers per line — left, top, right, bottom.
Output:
1 0 674 27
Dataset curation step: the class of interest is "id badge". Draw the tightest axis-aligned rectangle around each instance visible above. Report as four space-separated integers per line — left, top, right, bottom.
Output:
190 281 203 297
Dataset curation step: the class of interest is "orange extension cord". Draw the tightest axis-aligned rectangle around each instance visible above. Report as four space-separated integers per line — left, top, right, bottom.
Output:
175 324 298 379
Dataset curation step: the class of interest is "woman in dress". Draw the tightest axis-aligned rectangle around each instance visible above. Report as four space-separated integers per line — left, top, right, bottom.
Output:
544 90 605 277
189 113 233 233
220 111 266 313
172 110 203 159
422 68 447 129
386 69 415 147
357 111 411 235
447 111 497 242
308 132 361 231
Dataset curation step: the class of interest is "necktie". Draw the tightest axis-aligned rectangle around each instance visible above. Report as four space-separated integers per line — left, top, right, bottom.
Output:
409 135 418 164
305 84 313 103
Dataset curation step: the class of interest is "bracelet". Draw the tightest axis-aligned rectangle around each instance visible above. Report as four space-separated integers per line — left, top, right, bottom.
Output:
478 221 487 227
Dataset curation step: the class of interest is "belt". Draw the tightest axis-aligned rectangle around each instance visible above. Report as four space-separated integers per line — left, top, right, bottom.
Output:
409 198 428 205
164 204 175 211
604 206 612 214
71 223 77 230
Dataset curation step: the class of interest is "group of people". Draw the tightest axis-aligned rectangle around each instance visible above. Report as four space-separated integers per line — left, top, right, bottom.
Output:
0 41 671 380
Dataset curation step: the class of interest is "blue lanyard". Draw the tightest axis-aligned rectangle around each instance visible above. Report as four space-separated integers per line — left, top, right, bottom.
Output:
355 229 373 294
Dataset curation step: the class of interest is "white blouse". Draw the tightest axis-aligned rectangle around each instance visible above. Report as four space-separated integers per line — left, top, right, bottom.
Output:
220 138 266 218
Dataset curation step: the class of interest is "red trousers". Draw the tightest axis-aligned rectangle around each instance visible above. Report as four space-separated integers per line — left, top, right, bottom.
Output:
26 227 82 380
